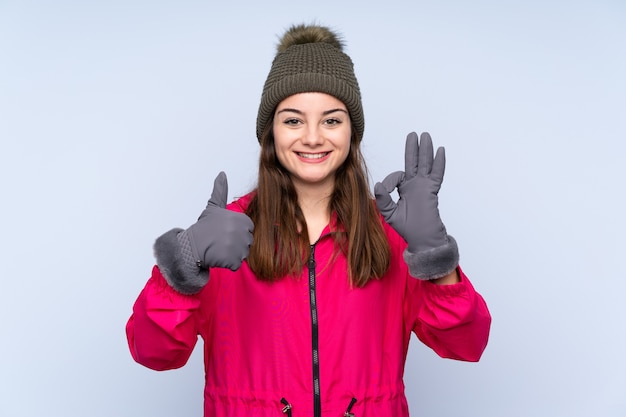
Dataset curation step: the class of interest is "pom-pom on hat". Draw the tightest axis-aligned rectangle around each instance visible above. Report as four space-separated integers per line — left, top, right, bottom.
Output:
256 24 364 142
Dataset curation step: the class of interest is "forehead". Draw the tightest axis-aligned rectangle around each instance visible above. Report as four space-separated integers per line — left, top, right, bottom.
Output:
276 92 347 111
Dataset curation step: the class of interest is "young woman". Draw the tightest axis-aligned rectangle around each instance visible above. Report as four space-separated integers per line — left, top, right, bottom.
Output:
126 24 491 417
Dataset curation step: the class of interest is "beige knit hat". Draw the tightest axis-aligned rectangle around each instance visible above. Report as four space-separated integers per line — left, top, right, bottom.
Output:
256 24 364 142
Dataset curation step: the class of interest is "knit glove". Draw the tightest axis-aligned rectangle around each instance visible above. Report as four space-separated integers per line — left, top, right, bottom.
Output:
374 132 459 280
154 171 254 294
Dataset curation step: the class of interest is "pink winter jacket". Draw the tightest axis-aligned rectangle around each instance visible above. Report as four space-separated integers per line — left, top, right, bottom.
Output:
126 194 491 416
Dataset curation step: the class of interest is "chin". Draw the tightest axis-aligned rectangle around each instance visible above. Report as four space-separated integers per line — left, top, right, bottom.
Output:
294 173 334 187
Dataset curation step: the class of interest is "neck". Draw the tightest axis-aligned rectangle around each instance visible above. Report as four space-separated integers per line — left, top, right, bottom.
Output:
293 181 333 243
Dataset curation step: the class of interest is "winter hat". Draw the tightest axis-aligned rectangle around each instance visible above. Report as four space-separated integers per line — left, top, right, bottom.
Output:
256 24 364 142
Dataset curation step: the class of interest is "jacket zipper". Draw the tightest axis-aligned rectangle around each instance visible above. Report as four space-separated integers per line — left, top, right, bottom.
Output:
280 398 292 417
344 397 357 416
308 243 322 417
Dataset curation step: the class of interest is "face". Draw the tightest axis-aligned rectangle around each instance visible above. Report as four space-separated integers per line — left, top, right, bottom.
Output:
273 92 352 192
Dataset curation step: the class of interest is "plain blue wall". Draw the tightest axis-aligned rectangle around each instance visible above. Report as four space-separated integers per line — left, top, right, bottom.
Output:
1 1 625 416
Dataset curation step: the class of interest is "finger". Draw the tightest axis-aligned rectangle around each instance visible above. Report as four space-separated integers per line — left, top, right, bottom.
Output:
431 147 446 183
374 182 398 217
417 132 434 176
228 262 242 272
404 132 419 179
243 215 255 234
207 171 228 209
380 171 405 193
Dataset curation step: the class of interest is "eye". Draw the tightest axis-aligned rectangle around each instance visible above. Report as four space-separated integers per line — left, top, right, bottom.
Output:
283 118 302 126
324 118 342 126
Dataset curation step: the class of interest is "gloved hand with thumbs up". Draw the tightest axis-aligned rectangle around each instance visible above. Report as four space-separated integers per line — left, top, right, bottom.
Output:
154 171 254 294
374 132 459 281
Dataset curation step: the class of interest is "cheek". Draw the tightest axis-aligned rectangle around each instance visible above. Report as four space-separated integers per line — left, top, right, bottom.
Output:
272 139 290 167
272 127 286 152
337 132 352 159
275 149 289 167
338 147 350 166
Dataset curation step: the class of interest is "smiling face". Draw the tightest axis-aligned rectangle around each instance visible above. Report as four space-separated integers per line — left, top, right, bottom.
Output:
272 92 352 193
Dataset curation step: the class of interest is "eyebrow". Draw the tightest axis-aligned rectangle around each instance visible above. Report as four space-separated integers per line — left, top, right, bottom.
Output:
276 108 349 116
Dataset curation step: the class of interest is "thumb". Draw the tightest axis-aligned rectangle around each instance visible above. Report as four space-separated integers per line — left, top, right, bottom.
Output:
207 171 228 209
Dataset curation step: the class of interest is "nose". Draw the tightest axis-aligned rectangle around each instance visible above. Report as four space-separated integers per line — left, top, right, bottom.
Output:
301 124 323 146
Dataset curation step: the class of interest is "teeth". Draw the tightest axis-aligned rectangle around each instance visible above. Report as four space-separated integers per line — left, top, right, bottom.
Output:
298 152 328 159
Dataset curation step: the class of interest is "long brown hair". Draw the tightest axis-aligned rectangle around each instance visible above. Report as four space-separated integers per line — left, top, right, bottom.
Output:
246 120 390 287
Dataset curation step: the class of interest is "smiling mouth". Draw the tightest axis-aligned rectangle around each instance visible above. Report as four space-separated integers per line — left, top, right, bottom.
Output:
297 152 329 159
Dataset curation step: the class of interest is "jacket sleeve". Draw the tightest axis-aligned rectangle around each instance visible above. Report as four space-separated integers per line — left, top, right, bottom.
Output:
406 266 491 362
126 265 201 371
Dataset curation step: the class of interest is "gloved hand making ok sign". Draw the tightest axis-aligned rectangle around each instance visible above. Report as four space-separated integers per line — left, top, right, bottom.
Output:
154 171 254 294
374 132 459 280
